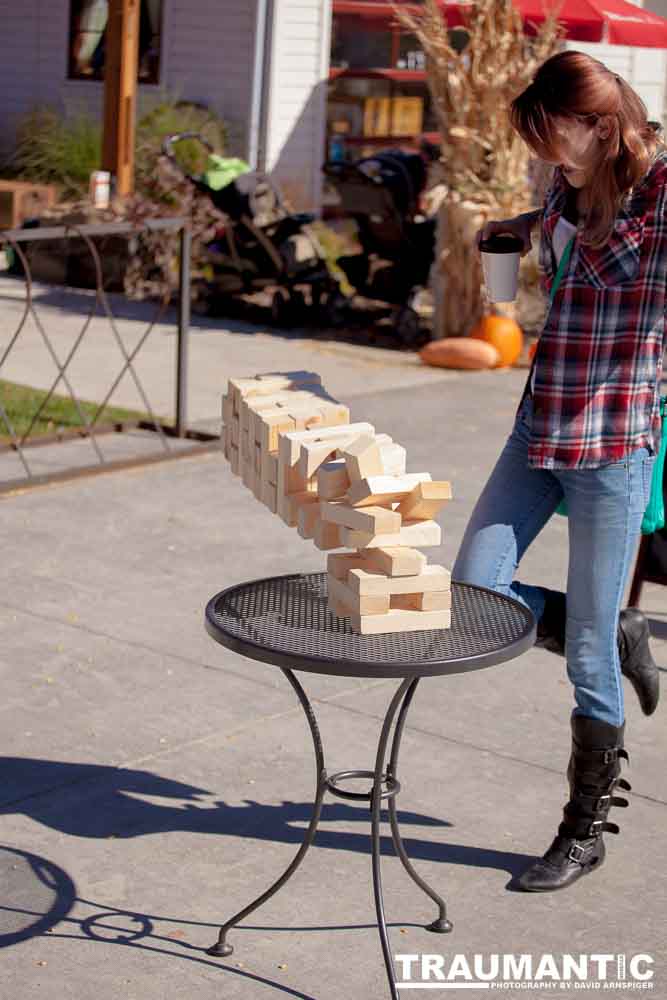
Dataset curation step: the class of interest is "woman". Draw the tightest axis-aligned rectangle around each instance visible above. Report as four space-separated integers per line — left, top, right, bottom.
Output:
453 50 665 892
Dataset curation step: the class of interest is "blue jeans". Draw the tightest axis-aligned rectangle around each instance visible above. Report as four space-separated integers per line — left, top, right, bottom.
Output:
452 393 655 726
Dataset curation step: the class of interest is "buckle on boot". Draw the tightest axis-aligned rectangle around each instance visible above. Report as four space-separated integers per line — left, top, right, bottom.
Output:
568 843 587 863
587 820 604 835
602 749 618 763
594 794 611 811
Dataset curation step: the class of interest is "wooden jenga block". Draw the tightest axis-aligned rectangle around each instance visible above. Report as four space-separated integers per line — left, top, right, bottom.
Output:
259 411 298 456
347 563 451 597
285 490 320 527
298 439 341 480
222 424 231 461
361 547 427 577
317 460 351 500
396 481 453 520
328 595 351 620
230 445 240 476
327 575 391 615
222 393 232 427
278 422 370 521
228 372 322 410
346 473 432 508
313 520 344 551
320 501 401 534
230 417 240 447
349 607 452 635
341 519 441 550
261 479 278 514
317 437 401 499
390 590 452 612
263 451 278 485
342 434 383 481
379 442 407 476
327 552 372 581
298 501 323 539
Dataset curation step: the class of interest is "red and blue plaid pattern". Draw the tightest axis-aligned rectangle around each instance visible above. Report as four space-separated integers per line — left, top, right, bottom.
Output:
524 150 667 469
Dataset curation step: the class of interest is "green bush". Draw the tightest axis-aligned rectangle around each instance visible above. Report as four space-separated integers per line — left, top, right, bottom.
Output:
10 106 101 199
7 96 227 201
135 96 227 199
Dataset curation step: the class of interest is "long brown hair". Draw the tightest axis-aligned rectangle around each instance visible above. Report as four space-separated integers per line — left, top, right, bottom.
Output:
509 50 666 247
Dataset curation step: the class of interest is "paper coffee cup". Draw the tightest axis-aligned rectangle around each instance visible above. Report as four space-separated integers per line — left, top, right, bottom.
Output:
479 233 523 302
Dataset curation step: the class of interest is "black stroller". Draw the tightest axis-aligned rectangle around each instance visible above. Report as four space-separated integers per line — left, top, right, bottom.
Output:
163 133 338 325
322 151 436 347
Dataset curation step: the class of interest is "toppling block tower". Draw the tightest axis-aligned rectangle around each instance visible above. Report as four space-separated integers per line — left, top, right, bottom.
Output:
222 371 453 635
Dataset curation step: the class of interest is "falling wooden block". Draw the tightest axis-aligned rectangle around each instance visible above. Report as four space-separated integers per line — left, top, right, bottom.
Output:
228 372 322 412
341 519 441 550
262 451 278 485
313 520 344 551
349 607 452 635
278 422 371 521
379 442 407 476
327 575 391 615
298 501 323 540
222 393 232 427
342 434 383 481
396 481 453 520
259 411 298 456
346 473 432 508
360 547 427 577
391 590 452 611
317 460 351 501
348 563 451 597
298 439 341 480
317 436 401 499
261 479 278 514
320 501 401 534
286 490 320 529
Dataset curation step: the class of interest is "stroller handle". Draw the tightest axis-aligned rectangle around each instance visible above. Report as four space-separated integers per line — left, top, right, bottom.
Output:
161 132 215 181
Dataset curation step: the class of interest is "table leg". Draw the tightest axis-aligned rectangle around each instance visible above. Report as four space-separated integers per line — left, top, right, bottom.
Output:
387 679 453 935
207 667 326 958
371 678 415 1000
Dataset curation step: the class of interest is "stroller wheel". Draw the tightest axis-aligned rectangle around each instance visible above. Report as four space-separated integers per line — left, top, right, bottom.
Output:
323 289 349 329
270 289 292 328
394 306 422 348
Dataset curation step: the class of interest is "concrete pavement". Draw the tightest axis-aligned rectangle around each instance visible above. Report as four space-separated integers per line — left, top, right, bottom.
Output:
1 290 666 1000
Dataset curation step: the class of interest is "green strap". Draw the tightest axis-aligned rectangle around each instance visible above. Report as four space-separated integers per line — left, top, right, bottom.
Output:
549 233 576 305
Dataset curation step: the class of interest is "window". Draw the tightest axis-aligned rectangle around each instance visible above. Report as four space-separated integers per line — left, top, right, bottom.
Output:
68 0 162 84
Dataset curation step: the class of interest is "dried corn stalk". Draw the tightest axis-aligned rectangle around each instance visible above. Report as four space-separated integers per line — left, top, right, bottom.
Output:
398 0 565 337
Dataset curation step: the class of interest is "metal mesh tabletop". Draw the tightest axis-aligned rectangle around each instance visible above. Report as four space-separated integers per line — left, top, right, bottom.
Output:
205 573 535 678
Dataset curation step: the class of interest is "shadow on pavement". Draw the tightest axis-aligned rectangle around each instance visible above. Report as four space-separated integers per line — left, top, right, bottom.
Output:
0 758 533 878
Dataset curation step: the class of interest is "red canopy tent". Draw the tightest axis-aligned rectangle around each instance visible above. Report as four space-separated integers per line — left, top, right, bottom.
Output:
332 0 667 47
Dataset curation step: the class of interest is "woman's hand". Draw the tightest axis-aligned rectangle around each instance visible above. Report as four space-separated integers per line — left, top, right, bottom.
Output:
475 213 536 258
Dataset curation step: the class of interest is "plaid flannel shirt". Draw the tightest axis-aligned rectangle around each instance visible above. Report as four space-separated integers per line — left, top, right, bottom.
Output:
521 149 667 469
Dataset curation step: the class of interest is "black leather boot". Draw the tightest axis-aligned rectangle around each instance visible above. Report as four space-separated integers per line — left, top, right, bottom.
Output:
515 714 631 892
535 589 660 716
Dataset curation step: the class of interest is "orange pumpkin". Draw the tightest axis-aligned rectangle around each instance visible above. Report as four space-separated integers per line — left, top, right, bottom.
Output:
419 338 501 370
469 314 524 368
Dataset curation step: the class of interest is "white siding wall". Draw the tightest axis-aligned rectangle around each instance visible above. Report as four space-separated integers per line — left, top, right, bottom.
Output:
0 0 258 159
262 0 332 210
565 39 667 129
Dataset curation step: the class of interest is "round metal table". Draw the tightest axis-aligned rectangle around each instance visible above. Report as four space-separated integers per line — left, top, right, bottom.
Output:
204 573 535 998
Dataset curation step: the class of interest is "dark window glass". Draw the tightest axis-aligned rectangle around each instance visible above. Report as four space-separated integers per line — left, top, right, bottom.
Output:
68 0 162 84
331 14 393 70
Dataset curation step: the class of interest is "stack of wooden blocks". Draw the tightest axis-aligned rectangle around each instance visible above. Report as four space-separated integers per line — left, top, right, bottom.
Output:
222 371 453 636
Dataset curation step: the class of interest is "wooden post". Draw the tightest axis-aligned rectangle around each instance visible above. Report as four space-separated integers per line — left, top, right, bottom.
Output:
102 0 140 197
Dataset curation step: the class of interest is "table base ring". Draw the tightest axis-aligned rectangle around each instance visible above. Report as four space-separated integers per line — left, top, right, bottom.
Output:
326 768 400 802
